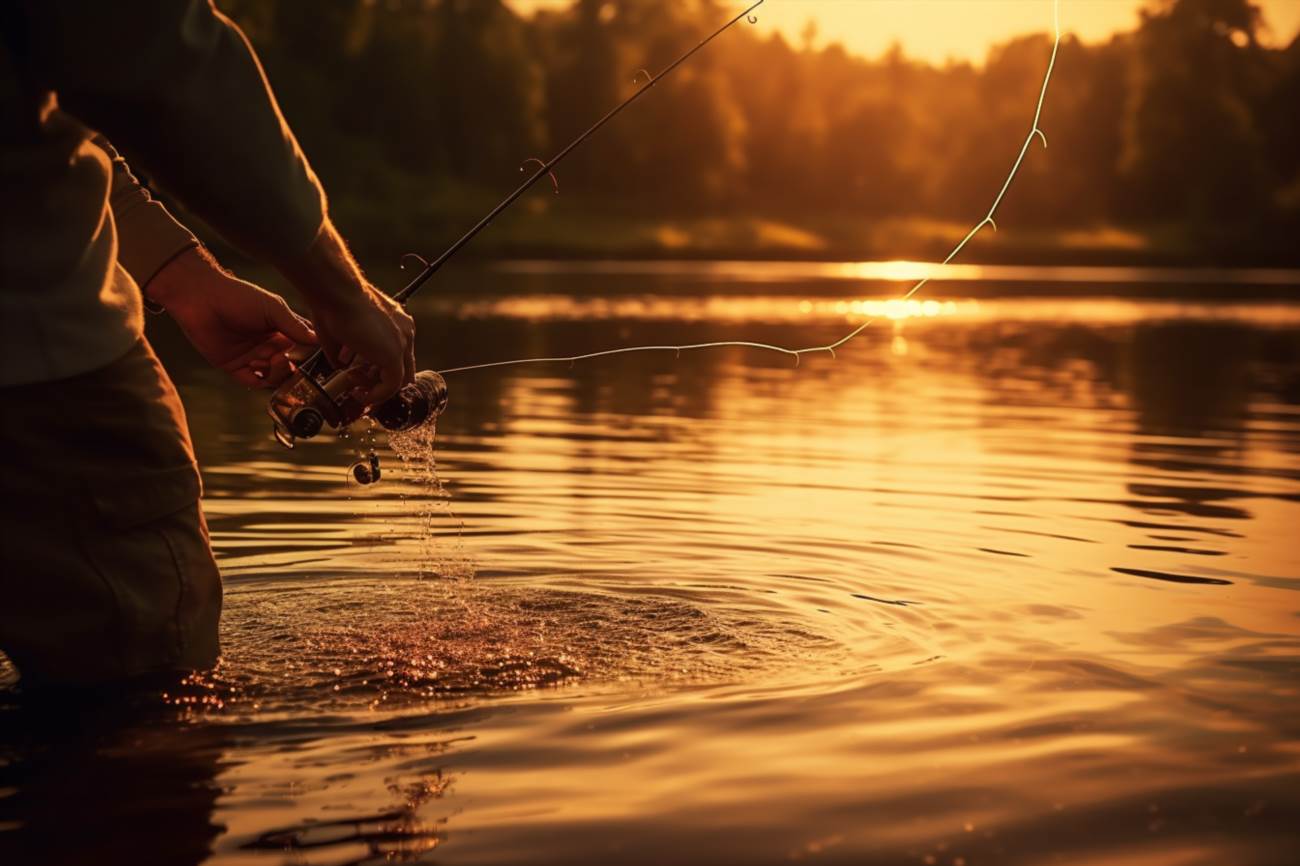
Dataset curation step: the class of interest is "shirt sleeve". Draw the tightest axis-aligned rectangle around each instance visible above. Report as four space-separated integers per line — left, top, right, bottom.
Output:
89 132 199 293
19 0 326 265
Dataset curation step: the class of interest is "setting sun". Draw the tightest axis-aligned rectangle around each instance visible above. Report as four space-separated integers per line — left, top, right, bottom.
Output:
512 0 1300 62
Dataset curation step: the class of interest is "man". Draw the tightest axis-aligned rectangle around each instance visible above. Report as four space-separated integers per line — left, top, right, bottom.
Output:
0 1 415 685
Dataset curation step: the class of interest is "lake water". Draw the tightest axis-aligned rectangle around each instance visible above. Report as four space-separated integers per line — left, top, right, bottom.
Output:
3 267 1299 865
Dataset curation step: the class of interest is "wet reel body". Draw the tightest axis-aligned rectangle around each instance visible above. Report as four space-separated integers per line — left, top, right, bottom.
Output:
268 360 448 485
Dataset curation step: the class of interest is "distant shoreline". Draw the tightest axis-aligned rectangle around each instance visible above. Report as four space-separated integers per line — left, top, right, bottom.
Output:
329 209 1300 272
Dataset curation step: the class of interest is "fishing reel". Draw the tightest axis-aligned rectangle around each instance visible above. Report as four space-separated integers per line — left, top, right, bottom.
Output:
268 354 448 484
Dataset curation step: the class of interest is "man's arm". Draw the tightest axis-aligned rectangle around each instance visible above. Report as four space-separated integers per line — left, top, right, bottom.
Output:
91 131 320 388
23 0 322 264
19 0 413 401
90 131 199 299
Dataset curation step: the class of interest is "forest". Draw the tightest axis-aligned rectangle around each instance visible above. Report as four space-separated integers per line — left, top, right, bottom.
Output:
216 0 1300 266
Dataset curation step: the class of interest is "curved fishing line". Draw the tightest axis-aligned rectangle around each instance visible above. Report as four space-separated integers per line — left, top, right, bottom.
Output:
438 0 1061 377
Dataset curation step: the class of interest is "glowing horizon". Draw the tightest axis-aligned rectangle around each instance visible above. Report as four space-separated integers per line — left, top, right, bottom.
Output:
507 0 1300 65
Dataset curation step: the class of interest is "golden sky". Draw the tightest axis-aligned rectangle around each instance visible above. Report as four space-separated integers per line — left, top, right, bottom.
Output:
508 0 1300 64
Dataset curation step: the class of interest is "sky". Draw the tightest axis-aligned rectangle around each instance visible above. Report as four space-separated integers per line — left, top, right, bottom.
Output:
507 0 1300 65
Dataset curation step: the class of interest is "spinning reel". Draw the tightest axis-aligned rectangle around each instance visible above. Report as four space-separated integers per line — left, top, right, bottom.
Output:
268 355 448 485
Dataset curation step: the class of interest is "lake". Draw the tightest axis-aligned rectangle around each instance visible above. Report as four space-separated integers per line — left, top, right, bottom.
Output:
3 264 1299 865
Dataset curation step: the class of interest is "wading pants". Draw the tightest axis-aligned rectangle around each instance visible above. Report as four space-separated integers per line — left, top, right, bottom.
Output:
0 339 221 685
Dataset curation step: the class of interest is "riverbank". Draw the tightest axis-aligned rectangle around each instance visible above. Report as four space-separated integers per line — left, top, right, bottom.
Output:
328 194 1300 270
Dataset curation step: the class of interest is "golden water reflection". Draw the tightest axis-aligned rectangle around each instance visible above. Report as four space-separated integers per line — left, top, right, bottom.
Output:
432 292 1300 327
3 294 1299 865
496 258 1300 287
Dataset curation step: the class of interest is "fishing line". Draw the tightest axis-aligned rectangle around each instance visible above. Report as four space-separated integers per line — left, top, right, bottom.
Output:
435 0 1061 378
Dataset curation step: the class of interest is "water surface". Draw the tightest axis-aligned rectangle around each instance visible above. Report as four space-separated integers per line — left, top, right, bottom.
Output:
3 278 1299 865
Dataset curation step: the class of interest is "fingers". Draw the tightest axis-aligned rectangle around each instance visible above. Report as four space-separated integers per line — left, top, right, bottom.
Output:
227 336 298 389
259 351 297 386
396 306 416 388
404 331 417 388
320 335 344 368
363 361 403 408
264 295 318 346
229 367 268 389
286 342 317 365
365 345 405 405
359 303 415 404
307 282 416 402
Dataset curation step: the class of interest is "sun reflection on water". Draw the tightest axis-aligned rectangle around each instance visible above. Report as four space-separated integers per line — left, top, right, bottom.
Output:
832 259 989 283
427 293 1300 327
802 297 965 320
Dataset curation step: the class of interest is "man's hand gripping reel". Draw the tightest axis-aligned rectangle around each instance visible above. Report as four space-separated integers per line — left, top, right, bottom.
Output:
268 352 448 484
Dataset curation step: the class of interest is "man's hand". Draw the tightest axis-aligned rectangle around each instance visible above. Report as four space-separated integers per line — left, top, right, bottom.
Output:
306 281 416 406
147 246 318 388
276 220 416 406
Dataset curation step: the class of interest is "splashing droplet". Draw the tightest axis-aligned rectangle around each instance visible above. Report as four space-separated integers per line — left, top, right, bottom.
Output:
389 418 473 581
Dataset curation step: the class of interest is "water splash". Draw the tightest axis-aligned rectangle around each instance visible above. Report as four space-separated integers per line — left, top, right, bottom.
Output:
388 418 474 581
342 417 381 486
156 572 878 718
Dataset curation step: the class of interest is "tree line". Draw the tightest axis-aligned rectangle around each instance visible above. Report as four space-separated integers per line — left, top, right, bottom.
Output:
218 0 1300 264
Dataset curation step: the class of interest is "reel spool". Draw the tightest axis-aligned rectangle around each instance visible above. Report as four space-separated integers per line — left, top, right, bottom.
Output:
371 371 448 433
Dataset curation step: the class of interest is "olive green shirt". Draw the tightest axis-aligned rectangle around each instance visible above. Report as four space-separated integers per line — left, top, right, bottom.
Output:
0 1 325 385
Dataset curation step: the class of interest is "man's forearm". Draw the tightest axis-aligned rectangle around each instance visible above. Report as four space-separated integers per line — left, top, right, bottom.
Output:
275 220 374 311
274 218 416 401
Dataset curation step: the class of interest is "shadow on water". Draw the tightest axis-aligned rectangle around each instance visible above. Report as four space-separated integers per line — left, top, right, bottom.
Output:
0 687 224 865
0 681 482 865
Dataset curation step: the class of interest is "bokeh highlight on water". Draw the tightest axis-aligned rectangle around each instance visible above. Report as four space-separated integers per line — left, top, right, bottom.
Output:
2 270 1298 865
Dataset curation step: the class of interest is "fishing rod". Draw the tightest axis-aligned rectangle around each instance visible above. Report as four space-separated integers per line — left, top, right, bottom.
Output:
267 0 765 471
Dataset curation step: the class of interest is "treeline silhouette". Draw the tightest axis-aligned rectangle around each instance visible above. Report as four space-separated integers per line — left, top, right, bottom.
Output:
219 0 1300 265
